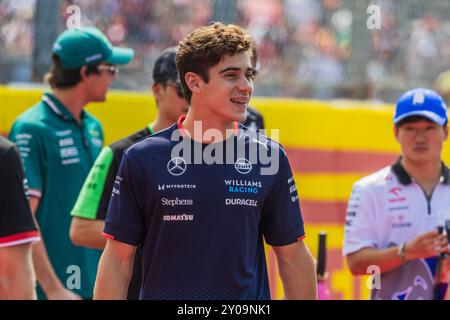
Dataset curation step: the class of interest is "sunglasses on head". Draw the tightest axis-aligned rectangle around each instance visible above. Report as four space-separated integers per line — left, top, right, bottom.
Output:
98 65 119 76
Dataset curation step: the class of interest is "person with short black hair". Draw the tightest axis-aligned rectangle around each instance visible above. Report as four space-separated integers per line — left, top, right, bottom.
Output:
344 88 450 300
8 27 134 300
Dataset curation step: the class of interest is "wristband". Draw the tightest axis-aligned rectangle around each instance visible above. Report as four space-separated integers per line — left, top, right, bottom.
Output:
397 243 406 261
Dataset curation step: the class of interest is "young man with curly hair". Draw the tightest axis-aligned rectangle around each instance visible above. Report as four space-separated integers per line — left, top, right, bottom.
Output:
94 23 316 300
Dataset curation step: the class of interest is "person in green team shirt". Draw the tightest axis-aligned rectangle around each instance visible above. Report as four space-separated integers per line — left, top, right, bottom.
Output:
69 47 188 299
8 27 134 300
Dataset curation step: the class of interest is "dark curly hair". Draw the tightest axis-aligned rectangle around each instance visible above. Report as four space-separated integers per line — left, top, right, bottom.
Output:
176 22 254 103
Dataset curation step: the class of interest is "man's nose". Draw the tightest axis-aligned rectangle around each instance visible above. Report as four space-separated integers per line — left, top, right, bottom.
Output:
415 128 428 141
238 77 253 94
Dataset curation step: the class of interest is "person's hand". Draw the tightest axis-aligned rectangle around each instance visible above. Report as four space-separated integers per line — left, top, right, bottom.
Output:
404 230 448 261
46 287 82 300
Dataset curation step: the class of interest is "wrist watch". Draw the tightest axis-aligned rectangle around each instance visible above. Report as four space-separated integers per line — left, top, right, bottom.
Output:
397 243 406 261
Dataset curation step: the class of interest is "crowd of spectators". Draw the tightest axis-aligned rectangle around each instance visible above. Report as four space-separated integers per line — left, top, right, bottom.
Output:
2 0 450 101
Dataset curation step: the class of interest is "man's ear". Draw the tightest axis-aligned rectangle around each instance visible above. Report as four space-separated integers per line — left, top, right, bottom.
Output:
80 66 89 81
184 72 202 95
444 125 449 140
152 83 162 102
393 126 400 142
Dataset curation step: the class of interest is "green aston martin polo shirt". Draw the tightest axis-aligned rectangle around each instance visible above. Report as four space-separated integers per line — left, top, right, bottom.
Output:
9 92 103 299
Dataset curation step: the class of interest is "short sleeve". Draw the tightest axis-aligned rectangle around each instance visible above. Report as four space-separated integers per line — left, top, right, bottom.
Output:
103 152 145 246
0 146 39 248
342 182 379 256
8 122 45 197
71 147 114 220
96 147 124 220
262 147 305 246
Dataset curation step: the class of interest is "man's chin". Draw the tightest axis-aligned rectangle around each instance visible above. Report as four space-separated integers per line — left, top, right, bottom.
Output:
214 110 246 125
407 153 437 164
93 96 107 103
232 111 247 124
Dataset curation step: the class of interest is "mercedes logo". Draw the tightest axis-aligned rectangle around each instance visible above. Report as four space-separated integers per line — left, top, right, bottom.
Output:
235 158 252 174
167 157 187 176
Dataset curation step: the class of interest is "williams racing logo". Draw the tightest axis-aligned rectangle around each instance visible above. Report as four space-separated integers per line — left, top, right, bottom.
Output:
225 180 262 194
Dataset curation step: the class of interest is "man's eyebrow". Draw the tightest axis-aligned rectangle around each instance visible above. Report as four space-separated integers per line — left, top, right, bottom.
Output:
218 67 256 74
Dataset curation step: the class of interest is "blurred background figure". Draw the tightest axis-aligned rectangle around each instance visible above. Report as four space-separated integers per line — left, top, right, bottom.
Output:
2 0 450 102
0 136 40 300
435 69 450 103
8 26 134 300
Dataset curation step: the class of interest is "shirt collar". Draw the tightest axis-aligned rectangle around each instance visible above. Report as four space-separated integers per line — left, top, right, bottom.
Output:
147 124 154 135
42 93 86 122
176 115 239 138
391 157 450 185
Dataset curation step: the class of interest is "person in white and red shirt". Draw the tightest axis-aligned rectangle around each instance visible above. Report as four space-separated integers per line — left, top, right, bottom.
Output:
0 136 40 299
344 88 450 300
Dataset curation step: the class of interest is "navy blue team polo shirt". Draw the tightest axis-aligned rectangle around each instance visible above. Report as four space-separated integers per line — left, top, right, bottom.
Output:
104 116 305 300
